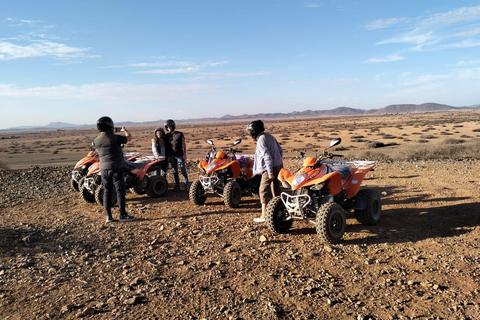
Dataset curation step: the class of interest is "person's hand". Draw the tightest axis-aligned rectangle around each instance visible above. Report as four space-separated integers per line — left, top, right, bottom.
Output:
121 126 126 132
268 173 274 180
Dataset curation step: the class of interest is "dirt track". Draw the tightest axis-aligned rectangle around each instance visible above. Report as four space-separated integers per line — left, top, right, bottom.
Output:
1 157 480 320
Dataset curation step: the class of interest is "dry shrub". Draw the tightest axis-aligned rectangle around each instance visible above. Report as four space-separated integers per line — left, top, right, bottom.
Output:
0 160 9 170
442 138 465 145
404 139 480 160
350 150 392 162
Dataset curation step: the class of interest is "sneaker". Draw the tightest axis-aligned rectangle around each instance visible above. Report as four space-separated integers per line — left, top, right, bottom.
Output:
119 215 135 222
253 217 266 223
106 215 116 223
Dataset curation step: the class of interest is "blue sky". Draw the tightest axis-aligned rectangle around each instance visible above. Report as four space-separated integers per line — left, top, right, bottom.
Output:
1 1 480 129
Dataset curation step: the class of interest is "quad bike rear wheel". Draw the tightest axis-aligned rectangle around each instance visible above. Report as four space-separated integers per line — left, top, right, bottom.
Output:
95 185 118 206
316 202 346 244
146 176 168 197
354 189 381 226
189 179 207 205
224 180 241 208
79 177 96 204
266 196 293 234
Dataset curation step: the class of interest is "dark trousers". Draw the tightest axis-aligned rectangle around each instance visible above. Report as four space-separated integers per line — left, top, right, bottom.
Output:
101 168 127 217
154 159 169 177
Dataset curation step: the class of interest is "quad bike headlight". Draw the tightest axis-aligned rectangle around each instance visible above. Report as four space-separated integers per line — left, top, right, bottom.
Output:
292 173 307 187
207 163 217 172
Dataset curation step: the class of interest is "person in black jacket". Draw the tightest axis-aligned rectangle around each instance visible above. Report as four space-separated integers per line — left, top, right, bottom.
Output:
93 116 134 223
164 119 189 190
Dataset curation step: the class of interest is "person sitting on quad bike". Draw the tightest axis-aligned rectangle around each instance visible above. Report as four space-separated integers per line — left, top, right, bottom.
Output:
93 116 135 223
247 120 283 223
151 127 168 177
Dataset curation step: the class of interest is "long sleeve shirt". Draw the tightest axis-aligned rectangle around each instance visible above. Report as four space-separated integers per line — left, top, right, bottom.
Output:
152 139 166 158
253 132 283 175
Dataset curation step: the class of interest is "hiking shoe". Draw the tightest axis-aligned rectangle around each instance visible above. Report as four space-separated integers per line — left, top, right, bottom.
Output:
119 215 135 222
106 216 116 223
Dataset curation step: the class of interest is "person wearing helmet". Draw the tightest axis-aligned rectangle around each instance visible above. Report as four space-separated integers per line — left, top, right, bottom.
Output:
164 119 189 190
93 116 134 223
152 127 168 177
247 120 283 223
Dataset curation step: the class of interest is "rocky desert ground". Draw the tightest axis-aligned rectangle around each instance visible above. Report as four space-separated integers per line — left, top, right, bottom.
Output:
1 111 480 319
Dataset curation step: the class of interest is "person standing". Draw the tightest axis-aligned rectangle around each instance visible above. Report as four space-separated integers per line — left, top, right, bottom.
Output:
164 119 189 190
247 120 283 223
93 116 134 223
151 127 168 177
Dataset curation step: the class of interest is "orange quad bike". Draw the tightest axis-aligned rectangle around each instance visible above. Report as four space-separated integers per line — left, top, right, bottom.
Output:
266 138 381 244
71 149 99 191
189 139 260 208
88 155 168 206
78 152 169 205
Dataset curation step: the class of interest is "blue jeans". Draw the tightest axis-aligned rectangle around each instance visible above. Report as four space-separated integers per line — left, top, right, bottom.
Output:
170 156 189 187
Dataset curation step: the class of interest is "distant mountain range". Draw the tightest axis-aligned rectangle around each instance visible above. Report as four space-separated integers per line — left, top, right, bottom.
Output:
4 102 480 132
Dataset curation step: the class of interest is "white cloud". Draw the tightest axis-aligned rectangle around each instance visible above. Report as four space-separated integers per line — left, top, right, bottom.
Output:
420 5 480 26
453 59 480 66
131 60 228 74
135 67 202 74
367 5 480 54
0 82 223 101
305 3 322 8
364 54 405 64
0 40 99 61
441 39 480 49
365 18 410 30
378 31 437 45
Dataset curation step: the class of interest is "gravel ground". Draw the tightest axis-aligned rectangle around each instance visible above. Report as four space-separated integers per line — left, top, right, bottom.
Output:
1 159 480 319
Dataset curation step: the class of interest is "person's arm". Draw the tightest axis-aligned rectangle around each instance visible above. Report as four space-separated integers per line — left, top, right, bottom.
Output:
152 138 160 157
122 127 132 142
258 137 273 178
182 135 187 161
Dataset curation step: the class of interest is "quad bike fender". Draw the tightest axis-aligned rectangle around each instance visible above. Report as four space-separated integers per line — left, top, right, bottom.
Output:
302 171 342 195
198 159 208 171
217 160 241 178
74 155 98 169
344 165 375 198
86 162 100 176
278 168 294 184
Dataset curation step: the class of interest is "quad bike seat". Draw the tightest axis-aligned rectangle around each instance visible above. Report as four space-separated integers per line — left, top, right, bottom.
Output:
236 155 251 167
124 159 148 170
329 165 352 179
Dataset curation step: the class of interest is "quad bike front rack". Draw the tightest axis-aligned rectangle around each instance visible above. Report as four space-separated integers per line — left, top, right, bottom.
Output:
280 192 312 220
199 175 219 192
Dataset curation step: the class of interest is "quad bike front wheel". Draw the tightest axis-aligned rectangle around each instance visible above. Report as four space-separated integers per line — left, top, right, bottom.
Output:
316 202 346 244
224 180 241 208
79 177 96 204
71 177 80 192
354 189 381 225
189 180 207 205
265 196 293 234
146 176 168 197
94 185 118 206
